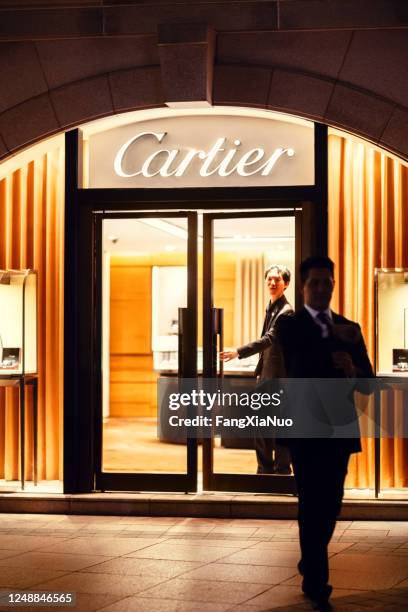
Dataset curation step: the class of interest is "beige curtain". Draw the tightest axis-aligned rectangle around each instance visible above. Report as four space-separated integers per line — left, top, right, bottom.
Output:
329 133 408 488
0 147 64 482
233 254 266 347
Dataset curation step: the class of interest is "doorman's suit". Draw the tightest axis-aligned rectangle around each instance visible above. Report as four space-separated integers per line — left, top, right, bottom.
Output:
237 294 293 473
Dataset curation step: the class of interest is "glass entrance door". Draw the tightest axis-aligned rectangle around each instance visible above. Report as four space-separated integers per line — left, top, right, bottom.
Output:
202 211 298 493
93 208 303 493
94 212 198 492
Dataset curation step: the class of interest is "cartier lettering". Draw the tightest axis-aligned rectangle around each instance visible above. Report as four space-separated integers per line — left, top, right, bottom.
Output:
114 131 295 179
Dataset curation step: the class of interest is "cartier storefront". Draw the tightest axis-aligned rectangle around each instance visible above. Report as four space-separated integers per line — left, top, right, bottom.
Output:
0 105 407 506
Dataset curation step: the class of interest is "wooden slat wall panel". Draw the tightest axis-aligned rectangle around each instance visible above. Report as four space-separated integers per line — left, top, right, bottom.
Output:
109 252 236 417
110 266 151 354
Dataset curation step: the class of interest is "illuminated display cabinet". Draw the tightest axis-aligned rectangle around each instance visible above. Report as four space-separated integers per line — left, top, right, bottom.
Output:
375 268 408 375
0 270 38 376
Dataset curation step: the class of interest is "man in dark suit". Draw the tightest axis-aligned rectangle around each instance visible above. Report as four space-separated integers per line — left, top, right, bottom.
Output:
220 264 293 474
275 256 375 612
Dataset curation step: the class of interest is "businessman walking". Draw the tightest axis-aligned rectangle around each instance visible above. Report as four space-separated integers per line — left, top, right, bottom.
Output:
275 256 375 612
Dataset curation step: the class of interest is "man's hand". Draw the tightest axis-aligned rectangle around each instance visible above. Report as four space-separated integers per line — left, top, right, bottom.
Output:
332 351 356 377
219 350 238 362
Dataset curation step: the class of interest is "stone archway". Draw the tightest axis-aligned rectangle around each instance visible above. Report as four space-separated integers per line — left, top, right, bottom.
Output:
0 1 407 162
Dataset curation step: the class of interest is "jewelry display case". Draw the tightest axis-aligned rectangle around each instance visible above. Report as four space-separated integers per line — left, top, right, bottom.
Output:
0 269 38 376
375 268 408 375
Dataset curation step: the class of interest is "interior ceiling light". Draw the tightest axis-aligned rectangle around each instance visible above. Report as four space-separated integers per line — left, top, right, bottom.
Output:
138 218 188 239
214 236 294 243
138 218 204 243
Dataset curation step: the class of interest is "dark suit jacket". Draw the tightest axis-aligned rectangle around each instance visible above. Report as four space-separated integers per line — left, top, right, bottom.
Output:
275 307 375 453
237 295 293 380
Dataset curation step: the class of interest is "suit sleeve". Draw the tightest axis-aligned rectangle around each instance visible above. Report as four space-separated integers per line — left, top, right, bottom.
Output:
237 308 293 360
237 308 293 359
237 332 275 359
352 324 376 394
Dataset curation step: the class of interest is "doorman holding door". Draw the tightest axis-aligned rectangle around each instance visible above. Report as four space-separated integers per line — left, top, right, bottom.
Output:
220 264 293 474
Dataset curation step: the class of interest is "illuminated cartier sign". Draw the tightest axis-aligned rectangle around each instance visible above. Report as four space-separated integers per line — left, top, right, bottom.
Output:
114 131 295 179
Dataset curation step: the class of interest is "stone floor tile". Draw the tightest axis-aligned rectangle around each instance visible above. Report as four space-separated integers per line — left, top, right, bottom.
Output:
0 520 36 530
221 548 299 568
0 515 407 611
343 545 373 553
348 521 396 531
116 516 181 524
0 551 113 572
33 571 166 597
211 527 259 536
236 584 305 608
380 537 408 544
286 568 407 590
249 520 296 527
0 566 68 589
254 528 298 537
387 528 408 536
63 592 123 612
0 535 73 552
98 596 232 612
36 536 163 556
83 557 203 578
74 522 126 532
124 524 170 533
183 561 297 585
336 521 353 529
250 541 300 551
0 549 24 560
328 542 355 553
165 525 216 534
330 552 408 575
229 519 281 527
340 529 390 539
168 537 253 548
137 577 270 604
34 522 87 531
126 542 235 563
369 546 405 555
1 513 51 522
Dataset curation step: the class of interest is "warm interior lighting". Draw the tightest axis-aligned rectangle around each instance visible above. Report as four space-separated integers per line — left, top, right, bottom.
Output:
138 218 189 240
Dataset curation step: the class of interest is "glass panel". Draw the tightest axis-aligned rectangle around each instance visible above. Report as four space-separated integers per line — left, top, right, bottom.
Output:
212 216 296 474
376 269 408 374
375 269 408 498
101 217 188 473
0 270 37 375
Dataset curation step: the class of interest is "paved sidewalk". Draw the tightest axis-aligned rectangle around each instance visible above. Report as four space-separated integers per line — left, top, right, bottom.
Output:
0 514 407 611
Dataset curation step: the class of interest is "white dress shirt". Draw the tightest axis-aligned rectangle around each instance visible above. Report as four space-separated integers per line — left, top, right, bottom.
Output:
304 304 333 338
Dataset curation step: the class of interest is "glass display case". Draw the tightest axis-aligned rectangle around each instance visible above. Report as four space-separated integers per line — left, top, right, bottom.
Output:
375 268 408 375
0 269 38 376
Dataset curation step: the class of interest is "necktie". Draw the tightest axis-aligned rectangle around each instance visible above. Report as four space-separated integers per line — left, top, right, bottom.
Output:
317 311 332 338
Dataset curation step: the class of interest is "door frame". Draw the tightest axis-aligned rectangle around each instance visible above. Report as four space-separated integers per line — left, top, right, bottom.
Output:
63 123 328 493
202 209 302 494
93 211 198 493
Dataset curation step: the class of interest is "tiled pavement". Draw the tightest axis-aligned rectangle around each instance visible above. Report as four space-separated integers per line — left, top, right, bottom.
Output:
0 515 407 611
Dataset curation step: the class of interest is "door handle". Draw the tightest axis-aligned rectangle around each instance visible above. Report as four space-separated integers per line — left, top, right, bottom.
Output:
213 308 224 379
178 307 186 378
178 307 196 378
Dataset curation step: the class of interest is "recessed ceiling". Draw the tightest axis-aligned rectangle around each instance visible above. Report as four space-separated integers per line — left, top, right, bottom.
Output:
103 215 295 253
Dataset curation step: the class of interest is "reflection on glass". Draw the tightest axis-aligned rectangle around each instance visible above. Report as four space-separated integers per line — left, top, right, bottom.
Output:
102 217 188 473
212 216 295 474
